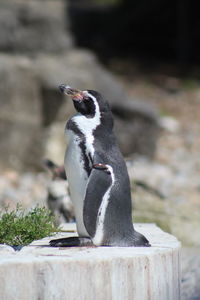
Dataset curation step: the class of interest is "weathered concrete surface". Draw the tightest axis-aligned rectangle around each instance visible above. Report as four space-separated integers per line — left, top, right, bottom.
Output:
181 247 200 300
0 224 180 300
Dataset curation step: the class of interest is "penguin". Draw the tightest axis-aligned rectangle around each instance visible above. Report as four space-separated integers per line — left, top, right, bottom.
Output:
43 159 75 225
50 85 150 247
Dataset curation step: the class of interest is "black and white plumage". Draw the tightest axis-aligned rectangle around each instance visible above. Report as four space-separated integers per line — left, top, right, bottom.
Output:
50 85 150 247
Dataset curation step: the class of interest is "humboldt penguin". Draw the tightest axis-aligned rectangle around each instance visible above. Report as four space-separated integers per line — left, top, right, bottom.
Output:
50 85 150 247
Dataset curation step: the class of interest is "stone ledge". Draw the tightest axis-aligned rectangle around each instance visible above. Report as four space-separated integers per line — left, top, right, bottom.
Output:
0 224 181 300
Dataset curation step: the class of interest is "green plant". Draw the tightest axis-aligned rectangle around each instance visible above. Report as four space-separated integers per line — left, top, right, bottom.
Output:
0 205 59 246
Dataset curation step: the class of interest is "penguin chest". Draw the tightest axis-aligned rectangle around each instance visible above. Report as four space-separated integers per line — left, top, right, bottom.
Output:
64 130 91 237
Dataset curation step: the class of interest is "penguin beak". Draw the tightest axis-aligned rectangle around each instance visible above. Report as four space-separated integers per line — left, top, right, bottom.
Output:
59 84 84 101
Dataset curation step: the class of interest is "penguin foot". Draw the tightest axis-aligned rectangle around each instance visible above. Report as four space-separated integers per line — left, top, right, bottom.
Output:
132 230 151 247
49 237 94 247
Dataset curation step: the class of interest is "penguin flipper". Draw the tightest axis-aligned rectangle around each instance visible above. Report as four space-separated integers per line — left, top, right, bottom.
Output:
49 237 94 247
83 164 112 239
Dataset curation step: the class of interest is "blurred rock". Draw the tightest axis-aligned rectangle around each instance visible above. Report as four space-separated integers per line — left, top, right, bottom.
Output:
0 0 72 171
0 49 159 170
112 100 159 157
37 50 160 161
44 122 66 165
181 247 200 300
0 0 160 170
0 0 73 53
0 171 48 211
128 154 200 246
0 168 74 226
34 50 130 110
160 116 180 133
0 54 43 171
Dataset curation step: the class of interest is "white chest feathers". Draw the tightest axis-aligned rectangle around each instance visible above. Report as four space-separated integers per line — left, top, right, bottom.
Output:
64 93 101 237
72 93 101 157
64 130 88 236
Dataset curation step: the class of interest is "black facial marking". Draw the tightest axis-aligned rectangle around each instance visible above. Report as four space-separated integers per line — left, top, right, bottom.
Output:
66 120 92 176
87 90 110 113
73 96 96 118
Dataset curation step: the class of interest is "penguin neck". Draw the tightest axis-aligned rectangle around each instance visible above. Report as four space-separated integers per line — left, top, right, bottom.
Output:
70 108 100 158
72 112 100 133
100 111 114 132
72 110 114 138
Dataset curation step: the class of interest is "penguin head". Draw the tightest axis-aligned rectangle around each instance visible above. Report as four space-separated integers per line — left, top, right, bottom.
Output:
59 84 113 128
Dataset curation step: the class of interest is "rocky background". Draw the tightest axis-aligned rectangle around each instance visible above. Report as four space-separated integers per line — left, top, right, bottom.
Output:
0 1 200 299
0 0 159 172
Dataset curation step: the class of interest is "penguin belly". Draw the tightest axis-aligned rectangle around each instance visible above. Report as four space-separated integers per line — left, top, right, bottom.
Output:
64 130 90 237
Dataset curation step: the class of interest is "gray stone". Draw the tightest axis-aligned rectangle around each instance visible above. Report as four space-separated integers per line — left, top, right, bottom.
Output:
0 50 159 170
181 247 200 300
128 156 200 247
113 100 159 157
0 223 181 300
0 54 43 171
37 50 160 160
159 116 180 133
0 171 48 210
0 0 160 170
0 0 73 53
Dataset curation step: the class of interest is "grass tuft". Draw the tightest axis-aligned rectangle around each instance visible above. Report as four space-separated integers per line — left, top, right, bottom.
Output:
0 205 59 246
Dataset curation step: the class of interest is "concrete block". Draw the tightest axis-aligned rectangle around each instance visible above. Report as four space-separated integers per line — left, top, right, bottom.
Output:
0 223 181 300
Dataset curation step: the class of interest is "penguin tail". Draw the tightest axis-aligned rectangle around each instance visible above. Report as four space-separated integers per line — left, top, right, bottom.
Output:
132 230 151 247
